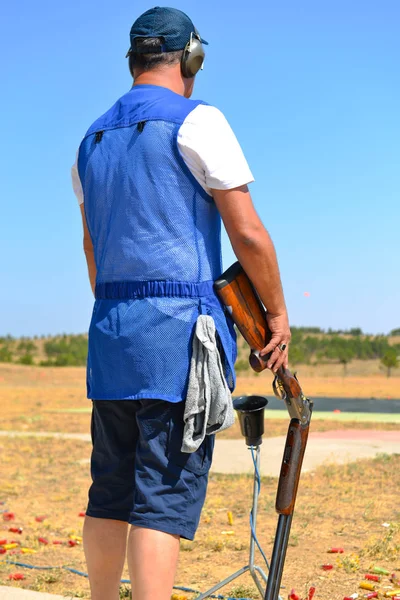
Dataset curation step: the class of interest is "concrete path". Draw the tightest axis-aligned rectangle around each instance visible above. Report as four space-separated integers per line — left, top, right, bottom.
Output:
211 429 400 476
0 588 78 599
0 431 91 442
1 429 400 477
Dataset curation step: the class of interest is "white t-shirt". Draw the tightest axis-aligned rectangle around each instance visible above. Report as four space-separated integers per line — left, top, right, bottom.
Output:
71 104 254 203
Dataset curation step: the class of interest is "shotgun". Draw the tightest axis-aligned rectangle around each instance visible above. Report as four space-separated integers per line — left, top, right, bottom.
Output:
214 261 313 600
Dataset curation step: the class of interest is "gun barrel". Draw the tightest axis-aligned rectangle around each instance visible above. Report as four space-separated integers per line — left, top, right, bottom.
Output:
264 514 293 600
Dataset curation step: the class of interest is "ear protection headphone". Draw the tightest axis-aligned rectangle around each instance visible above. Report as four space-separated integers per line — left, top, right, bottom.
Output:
181 30 205 78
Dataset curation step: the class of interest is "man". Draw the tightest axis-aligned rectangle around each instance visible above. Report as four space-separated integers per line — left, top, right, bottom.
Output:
72 7 290 600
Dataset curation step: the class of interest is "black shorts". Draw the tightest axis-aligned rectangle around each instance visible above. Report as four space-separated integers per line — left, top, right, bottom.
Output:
86 399 214 541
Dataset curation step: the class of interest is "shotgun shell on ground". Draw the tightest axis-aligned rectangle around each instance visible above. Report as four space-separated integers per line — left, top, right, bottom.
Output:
365 575 381 582
371 566 390 575
38 537 49 545
322 564 334 570
359 582 375 591
366 594 378 599
308 587 316 600
384 591 400 598
328 547 344 553
289 589 300 600
3 512 15 521
20 548 36 554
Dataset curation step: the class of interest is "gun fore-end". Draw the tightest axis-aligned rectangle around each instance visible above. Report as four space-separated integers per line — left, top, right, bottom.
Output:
275 419 309 515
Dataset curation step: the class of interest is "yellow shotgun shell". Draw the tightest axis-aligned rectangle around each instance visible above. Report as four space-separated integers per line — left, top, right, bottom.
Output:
384 591 400 598
227 511 233 525
20 548 37 554
3 543 19 550
359 582 375 591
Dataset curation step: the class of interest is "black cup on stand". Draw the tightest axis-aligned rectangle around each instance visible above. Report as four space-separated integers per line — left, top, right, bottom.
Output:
233 395 269 447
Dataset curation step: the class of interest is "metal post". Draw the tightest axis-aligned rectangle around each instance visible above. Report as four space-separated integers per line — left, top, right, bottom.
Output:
248 445 269 597
195 444 269 600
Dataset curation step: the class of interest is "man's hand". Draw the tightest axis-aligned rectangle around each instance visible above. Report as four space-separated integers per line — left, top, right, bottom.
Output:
260 312 291 372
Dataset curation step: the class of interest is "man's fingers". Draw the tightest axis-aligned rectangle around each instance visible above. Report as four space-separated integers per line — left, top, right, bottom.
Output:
272 349 288 373
267 347 285 371
260 342 289 372
260 336 281 357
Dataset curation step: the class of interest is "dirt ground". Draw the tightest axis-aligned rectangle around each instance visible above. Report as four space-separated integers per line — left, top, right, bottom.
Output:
0 364 399 599
0 436 399 600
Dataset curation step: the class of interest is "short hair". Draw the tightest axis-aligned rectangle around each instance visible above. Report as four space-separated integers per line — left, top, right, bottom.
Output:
128 37 183 74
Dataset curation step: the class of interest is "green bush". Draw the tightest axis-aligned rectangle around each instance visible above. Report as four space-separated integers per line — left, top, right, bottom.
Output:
380 348 399 377
19 353 34 365
43 334 88 366
0 346 13 362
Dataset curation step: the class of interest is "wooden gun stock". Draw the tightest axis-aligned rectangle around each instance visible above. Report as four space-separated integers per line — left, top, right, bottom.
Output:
214 261 270 372
215 261 313 600
276 420 309 515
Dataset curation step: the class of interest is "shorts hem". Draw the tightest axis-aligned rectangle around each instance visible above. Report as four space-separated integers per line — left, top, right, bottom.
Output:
129 518 196 541
86 508 130 522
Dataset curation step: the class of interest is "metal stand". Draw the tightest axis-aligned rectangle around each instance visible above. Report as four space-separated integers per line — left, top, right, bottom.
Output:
196 445 269 599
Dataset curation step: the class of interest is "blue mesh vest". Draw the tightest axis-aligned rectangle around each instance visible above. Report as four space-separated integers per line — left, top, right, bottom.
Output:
78 84 237 401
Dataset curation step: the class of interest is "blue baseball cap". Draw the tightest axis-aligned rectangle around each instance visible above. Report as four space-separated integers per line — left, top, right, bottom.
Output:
126 6 208 56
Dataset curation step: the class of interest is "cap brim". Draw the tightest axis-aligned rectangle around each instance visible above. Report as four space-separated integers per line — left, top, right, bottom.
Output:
200 38 208 45
125 47 132 58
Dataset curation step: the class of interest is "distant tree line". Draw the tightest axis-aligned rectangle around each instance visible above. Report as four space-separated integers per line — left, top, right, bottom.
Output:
234 327 400 377
0 333 88 367
0 327 400 374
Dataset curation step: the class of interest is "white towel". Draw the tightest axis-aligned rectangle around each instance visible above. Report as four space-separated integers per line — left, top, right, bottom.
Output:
181 314 235 453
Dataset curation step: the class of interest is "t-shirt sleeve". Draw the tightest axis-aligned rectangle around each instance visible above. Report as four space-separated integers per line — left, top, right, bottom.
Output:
177 104 254 195
71 151 84 205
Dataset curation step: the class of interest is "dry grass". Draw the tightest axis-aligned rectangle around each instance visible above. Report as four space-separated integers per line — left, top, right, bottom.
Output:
0 364 399 439
1 364 400 599
0 435 399 599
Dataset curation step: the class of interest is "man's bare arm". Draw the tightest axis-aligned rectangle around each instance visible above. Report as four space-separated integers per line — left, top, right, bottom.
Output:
80 204 97 296
212 185 290 371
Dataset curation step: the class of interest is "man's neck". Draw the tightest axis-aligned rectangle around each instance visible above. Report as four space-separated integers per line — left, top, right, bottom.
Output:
133 70 185 97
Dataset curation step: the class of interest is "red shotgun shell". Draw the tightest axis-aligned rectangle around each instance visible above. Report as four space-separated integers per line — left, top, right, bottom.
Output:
3 512 15 521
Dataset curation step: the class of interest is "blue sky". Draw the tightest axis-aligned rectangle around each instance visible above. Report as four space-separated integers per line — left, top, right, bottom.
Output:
1 0 399 337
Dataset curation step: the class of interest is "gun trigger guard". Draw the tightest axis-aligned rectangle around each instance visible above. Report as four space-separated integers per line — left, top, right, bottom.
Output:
273 375 286 401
